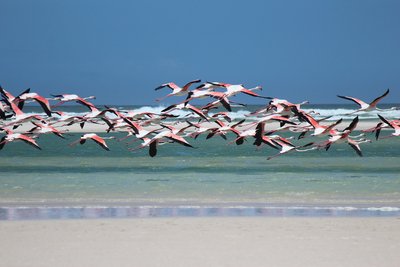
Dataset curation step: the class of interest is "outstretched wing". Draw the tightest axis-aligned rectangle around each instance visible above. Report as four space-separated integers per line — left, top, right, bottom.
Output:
370 89 389 106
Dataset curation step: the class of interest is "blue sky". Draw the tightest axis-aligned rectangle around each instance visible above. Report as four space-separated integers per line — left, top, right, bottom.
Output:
1 0 399 105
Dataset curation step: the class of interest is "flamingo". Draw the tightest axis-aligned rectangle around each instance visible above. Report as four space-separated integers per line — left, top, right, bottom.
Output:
151 130 193 148
198 93 233 112
362 122 386 140
3 101 45 129
252 122 282 148
0 86 31 110
266 137 315 160
205 119 245 140
244 114 297 129
130 129 193 157
28 121 66 139
159 121 193 136
129 137 172 157
48 111 85 127
101 117 137 133
297 112 343 136
230 121 278 147
161 102 209 121
155 79 201 101
0 101 12 120
211 112 232 123
79 105 121 129
0 128 41 150
194 81 225 90
202 99 246 112
185 121 220 139
377 115 400 138
315 116 370 156
184 88 233 112
116 117 165 143
209 82 265 98
337 89 395 113
122 110 157 120
50 94 96 109
70 133 114 151
121 117 160 138
15 92 52 117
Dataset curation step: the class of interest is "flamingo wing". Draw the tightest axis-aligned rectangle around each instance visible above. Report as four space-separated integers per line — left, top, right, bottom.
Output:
18 134 41 150
33 96 52 117
186 104 209 121
240 88 262 97
370 89 389 106
348 141 362 157
166 133 193 147
378 114 394 129
155 82 178 91
337 95 367 108
149 140 157 157
89 135 110 151
344 116 359 132
0 136 6 150
76 98 96 110
182 79 201 91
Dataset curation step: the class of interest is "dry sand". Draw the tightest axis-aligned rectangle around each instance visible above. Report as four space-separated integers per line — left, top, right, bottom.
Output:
0 217 399 267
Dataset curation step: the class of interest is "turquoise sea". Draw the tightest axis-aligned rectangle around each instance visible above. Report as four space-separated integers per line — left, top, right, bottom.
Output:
1 104 400 219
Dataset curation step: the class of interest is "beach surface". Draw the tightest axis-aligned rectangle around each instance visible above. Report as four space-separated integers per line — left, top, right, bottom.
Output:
1 217 399 267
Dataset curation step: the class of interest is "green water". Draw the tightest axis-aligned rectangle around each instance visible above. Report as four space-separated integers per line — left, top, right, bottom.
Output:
0 132 399 206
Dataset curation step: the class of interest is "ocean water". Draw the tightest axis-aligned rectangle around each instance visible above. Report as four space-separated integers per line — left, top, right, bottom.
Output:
1 104 400 219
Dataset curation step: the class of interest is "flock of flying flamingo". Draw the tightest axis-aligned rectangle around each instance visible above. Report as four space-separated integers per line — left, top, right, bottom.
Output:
0 80 398 159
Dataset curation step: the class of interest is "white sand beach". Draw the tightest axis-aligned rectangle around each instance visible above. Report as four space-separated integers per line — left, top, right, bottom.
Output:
0 217 399 267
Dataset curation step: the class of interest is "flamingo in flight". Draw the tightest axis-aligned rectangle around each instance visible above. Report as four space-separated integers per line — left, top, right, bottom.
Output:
3 101 45 129
47 111 85 127
50 94 96 109
209 82 265 99
205 119 245 140
297 112 343 137
194 81 224 90
337 89 395 113
377 115 400 138
0 128 41 150
229 121 279 147
130 129 193 157
316 116 370 156
14 92 52 117
0 86 31 110
155 79 201 101
186 90 233 112
0 102 7 120
161 102 209 121
70 133 114 151
27 121 66 139
267 137 315 160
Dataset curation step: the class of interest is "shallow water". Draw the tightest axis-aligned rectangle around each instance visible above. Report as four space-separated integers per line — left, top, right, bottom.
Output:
1 104 400 219
0 131 399 219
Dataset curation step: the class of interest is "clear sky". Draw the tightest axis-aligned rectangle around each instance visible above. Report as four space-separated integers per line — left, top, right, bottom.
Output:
1 0 399 105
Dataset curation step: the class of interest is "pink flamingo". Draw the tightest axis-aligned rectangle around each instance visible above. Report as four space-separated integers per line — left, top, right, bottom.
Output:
70 133 114 151
337 89 395 113
0 128 41 150
155 79 201 101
